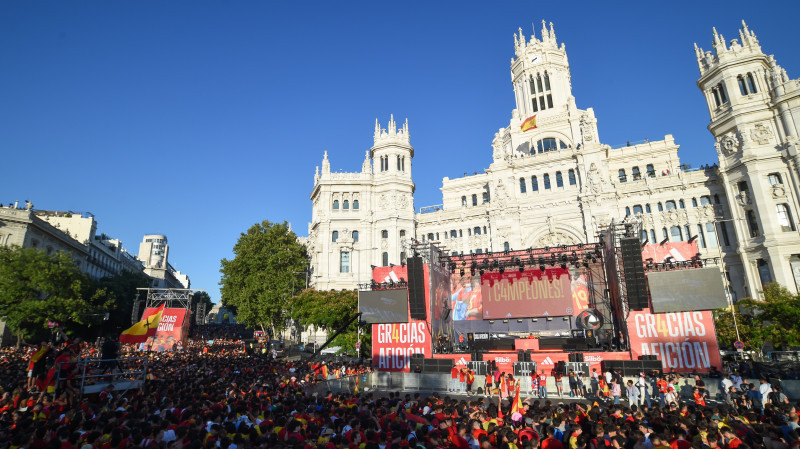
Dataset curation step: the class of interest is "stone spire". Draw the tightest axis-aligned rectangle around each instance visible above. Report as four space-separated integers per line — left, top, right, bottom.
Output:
362 151 372 173
321 150 330 174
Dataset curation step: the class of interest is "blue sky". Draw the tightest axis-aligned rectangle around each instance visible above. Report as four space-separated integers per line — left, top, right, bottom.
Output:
2 1 798 304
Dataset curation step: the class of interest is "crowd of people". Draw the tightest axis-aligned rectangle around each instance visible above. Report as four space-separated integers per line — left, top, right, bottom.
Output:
1 328 799 449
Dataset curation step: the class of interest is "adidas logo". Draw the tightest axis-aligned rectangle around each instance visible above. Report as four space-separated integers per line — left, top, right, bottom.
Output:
457 357 468 366
541 357 554 365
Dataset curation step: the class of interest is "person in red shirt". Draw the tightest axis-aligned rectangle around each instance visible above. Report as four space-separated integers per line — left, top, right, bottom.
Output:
692 387 707 407
451 366 460 392
538 371 548 398
720 428 743 449
458 367 467 393
541 426 563 449
670 429 691 449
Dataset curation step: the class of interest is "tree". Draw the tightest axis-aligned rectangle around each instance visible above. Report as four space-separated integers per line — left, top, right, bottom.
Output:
713 307 764 352
219 221 307 335
289 288 368 354
738 283 800 349
191 291 214 323
0 246 113 341
96 269 152 334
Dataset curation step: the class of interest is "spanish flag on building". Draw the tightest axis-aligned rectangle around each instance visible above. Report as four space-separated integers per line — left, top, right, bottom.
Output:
521 115 537 132
120 304 165 343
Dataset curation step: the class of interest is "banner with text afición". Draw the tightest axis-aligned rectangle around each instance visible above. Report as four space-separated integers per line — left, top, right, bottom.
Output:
626 308 722 373
371 266 432 372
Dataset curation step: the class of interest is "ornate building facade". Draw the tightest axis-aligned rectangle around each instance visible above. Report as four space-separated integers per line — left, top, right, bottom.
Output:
306 21 800 301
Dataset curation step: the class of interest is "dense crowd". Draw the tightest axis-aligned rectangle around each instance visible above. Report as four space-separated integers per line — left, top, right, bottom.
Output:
1 331 799 449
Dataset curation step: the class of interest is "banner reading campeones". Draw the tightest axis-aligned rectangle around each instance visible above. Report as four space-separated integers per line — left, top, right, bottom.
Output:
627 309 722 373
481 268 572 319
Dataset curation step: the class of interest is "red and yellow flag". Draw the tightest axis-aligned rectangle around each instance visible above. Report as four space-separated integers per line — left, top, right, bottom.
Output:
120 304 165 343
521 115 537 132
510 380 524 415
321 364 329 379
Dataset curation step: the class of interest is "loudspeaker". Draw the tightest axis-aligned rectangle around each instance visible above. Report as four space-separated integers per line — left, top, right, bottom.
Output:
407 257 427 319
472 351 483 362
421 358 454 373
538 337 568 350
568 353 584 363
641 360 663 374
620 237 649 309
518 350 525 362
411 353 424 361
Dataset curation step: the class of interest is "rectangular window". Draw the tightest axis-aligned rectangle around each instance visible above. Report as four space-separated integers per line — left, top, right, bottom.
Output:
768 173 783 186
546 94 553 109
482 192 489 203
704 223 718 248
340 252 350 273
532 176 539 191
746 210 760 237
532 99 538 112
696 224 706 248
544 174 551 189
382 252 389 266
539 96 546 110
719 222 730 246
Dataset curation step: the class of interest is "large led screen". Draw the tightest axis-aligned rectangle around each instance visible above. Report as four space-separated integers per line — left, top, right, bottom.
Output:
647 267 728 313
359 289 410 324
480 268 573 319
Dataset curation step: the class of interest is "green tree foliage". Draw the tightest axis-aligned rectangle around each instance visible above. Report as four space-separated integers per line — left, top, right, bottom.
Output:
289 288 368 354
96 269 152 334
713 307 764 351
219 221 307 334
0 246 113 339
739 283 800 349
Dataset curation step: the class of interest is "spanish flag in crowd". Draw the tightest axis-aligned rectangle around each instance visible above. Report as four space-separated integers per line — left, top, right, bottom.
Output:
521 115 537 132
120 304 165 343
321 364 328 379
510 380 524 415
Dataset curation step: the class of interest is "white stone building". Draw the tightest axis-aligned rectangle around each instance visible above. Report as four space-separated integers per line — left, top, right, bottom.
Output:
137 234 191 288
307 21 800 301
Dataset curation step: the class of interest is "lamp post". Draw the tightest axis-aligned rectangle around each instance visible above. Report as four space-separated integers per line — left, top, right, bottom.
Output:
710 218 743 343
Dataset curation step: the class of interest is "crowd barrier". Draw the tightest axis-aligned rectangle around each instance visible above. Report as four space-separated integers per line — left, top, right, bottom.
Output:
307 372 800 401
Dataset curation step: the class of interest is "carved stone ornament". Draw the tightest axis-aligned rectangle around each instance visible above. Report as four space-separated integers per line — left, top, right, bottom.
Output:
738 190 751 207
379 194 389 209
751 123 774 145
399 194 409 210
586 163 603 194
717 132 741 155
773 185 787 199
580 115 594 142
534 232 578 248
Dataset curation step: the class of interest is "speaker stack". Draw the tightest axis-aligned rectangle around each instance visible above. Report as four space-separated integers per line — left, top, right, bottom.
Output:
620 238 649 310
602 359 663 376
568 353 585 363
421 358 454 373
406 257 427 319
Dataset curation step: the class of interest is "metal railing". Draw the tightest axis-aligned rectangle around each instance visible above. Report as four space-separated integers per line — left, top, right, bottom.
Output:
54 356 149 399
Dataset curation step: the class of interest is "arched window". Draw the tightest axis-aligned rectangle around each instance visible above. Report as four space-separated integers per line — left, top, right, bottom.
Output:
619 169 627 183
639 230 648 242
381 230 388 238
632 167 641 180
343 200 349 210
332 231 339 242
657 202 664 212
678 199 685 209
353 200 359 209
520 178 527 193
537 138 558 153
544 72 551 90
427 233 434 241
665 200 677 210
537 74 543 92
662 228 668 240
645 204 652 213
352 231 359 242
462 196 467 207
714 194 720 204
400 230 406 238
333 200 340 210
625 207 631 216
568 169 576 186
556 171 564 188
700 196 711 206
650 229 656 243
472 194 478 206
382 252 389 266
670 226 682 241
747 73 757 94
474 227 482 235
543 174 551 189
691 198 698 207
450 230 458 238
646 164 655 177
777 204 795 231
532 176 539 191
503 242 510 252
738 76 748 95
633 205 643 215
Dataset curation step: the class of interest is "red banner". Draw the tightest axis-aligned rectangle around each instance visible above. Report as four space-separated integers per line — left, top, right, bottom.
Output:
144 308 188 352
371 266 433 372
481 268 572 318
627 309 722 373
641 241 699 264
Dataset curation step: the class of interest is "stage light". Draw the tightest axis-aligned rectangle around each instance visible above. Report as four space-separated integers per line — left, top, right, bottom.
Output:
518 266 524 273
546 317 553 321
560 263 567 270
479 268 485 275
499 266 505 274
563 316 569 321
503 319 509 323
517 319 523 323
539 265 545 271
532 318 538 322
459 269 465 276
